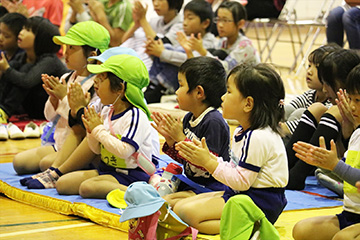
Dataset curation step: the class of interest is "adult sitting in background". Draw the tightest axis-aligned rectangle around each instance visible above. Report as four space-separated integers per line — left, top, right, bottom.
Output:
245 0 286 20
326 0 360 50
0 17 69 123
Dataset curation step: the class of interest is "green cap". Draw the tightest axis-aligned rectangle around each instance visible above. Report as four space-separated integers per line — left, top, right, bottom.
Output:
53 21 110 53
87 54 151 120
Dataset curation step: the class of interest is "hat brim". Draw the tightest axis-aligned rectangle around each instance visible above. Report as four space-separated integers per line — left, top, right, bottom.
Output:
53 35 84 46
106 189 127 209
120 199 165 222
87 63 108 75
88 55 106 63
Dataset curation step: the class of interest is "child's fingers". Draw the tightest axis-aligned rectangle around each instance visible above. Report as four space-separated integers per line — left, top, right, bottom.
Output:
318 136 326 149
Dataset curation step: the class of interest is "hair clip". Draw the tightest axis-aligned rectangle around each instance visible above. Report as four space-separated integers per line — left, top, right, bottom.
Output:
278 99 285 107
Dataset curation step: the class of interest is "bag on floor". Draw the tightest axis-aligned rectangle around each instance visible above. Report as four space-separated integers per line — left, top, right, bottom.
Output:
119 181 198 240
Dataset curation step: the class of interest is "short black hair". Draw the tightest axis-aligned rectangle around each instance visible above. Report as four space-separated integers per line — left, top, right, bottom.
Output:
318 49 360 93
184 0 213 32
168 0 184 12
218 1 247 21
0 13 26 37
308 43 341 66
24 16 61 57
178 56 226 109
81 45 101 59
345 64 360 95
228 63 285 134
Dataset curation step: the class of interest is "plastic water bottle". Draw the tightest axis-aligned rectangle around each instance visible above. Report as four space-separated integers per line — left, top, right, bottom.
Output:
40 122 56 146
154 163 183 196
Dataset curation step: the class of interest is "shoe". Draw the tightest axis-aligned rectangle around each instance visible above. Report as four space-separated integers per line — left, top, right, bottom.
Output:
39 121 47 135
7 122 25 139
24 121 40 138
0 124 8 140
0 108 8 124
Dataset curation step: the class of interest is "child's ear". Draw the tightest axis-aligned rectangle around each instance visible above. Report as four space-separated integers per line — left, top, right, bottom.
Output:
201 19 211 31
195 85 206 101
237 19 246 30
244 96 254 112
89 50 97 58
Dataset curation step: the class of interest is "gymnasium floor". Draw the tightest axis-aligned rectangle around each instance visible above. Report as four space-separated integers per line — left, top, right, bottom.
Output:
0 25 345 240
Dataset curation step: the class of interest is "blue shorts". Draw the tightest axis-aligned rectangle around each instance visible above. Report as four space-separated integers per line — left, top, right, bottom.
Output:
223 187 287 224
336 210 360 230
97 161 150 186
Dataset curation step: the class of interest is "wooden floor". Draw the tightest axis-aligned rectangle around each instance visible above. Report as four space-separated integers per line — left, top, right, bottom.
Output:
0 25 341 240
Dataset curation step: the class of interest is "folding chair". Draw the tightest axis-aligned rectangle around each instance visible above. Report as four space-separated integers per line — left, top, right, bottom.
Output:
245 0 299 63
293 0 342 76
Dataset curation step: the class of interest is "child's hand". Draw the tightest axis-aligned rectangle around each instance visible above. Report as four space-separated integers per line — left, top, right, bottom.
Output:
336 89 356 138
161 114 185 142
293 136 339 171
151 112 173 141
133 0 147 21
175 138 218 173
87 0 104 22
68 0 84 13
82 106 102 133
131 1 141 26
68 82 90 117
145 38 164 57
42 75 67 100
189 33 206 56
0 52 10 72
176 32 194 58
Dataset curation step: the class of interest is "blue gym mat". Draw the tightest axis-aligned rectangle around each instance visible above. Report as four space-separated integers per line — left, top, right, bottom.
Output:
0 157 343 230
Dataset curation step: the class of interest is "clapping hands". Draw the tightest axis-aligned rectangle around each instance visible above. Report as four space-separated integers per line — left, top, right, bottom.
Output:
42 74 67 100
68 82 90 117
151 112 185 145
82 106 102 133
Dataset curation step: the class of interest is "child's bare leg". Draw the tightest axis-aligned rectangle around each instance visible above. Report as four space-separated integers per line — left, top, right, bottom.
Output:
292 215 340 240
78 174 127 199
45 126 86 170
57 137 96 174
13 145 56 174
333 223 360 240
56 169 99 195
163 190 196 207
173 191 225 234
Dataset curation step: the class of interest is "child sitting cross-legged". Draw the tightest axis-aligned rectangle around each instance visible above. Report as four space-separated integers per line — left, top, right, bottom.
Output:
151 56 230 206
292 64 360 240
52 54 160 199
173 63 288 234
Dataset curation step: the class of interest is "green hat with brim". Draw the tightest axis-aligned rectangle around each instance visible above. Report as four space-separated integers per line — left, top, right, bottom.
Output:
87 54 152 120
53 21 110 53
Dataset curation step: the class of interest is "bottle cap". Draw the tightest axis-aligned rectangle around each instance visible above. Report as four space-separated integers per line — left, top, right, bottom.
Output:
165 163 182 175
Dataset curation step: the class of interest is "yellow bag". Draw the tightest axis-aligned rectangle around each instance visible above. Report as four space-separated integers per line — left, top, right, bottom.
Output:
157 203 198 240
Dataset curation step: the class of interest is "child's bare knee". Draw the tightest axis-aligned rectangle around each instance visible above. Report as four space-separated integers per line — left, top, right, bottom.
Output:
292 220 311 240
307 103 328 121
79 181 94 198
13 154 29 174
56 177 68 195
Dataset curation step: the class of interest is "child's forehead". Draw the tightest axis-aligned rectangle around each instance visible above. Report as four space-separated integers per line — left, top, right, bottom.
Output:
184 9 198 16
217 8 233 17
0 23 16 35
